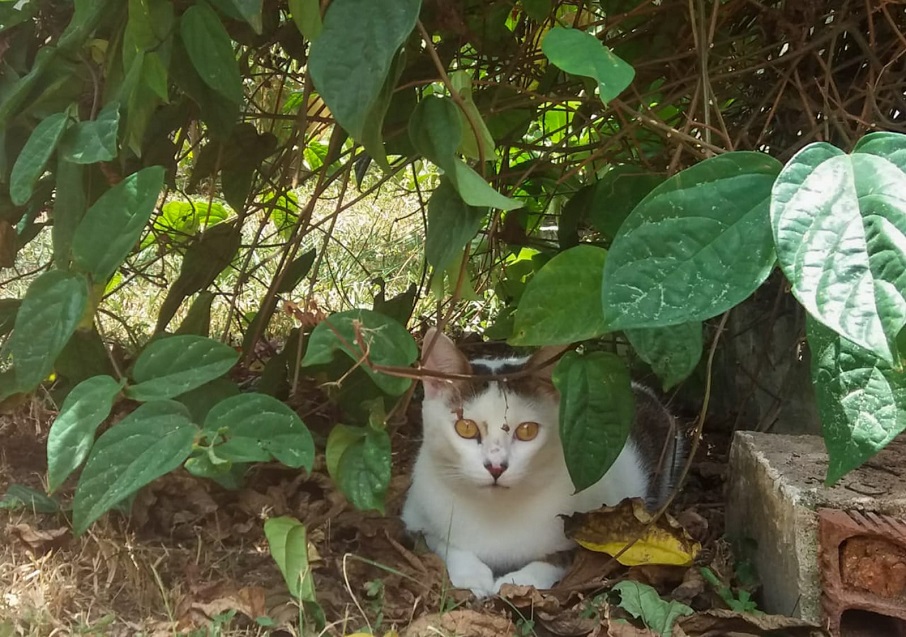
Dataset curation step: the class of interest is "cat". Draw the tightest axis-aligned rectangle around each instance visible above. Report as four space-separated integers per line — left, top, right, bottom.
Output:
401 327 685 597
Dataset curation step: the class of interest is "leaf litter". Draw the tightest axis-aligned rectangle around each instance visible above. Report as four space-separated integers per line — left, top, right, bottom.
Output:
0 403 830 636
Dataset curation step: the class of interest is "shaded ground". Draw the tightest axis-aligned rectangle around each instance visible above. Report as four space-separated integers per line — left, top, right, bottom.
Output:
0 398 826 636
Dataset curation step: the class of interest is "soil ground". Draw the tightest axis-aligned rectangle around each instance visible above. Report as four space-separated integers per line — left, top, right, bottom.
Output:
0 396 827 637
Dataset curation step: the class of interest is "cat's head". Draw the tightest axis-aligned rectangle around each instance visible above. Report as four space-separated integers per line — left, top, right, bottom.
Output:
418 327 567 491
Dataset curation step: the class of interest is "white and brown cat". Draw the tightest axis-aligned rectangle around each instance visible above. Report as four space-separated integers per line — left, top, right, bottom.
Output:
401 327 685 597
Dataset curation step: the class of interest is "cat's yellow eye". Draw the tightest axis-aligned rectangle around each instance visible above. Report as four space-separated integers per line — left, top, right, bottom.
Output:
455 418 480 440
514 421 539 441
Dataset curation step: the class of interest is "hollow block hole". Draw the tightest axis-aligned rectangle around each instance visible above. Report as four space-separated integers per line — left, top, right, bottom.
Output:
840 608 906 637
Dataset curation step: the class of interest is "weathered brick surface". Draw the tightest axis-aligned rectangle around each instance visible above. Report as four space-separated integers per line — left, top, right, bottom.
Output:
819 509 906 636
726 432 906 629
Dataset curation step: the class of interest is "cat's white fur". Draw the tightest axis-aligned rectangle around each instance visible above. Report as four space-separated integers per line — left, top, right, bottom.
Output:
401 329 654 597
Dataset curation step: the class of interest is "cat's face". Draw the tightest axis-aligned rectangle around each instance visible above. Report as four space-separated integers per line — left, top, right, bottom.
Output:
419 328 566 491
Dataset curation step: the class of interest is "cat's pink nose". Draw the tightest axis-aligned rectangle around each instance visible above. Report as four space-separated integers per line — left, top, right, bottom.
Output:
485 463 507 479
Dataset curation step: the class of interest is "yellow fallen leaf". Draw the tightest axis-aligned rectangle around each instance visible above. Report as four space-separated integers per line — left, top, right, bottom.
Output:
563 498 700 567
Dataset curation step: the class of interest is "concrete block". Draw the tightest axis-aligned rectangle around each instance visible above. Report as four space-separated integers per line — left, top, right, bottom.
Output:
726 432 906 626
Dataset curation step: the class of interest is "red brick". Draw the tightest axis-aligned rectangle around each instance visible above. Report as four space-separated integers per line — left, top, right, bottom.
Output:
818 508 906 636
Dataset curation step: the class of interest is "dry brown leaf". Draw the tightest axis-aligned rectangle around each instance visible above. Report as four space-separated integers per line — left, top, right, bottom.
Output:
175 583 267 629
537 604 600 636
498 583 561 613
7 523 69 553
564 499 701 567
589 621 657 636
404 609 516 637
557 547 624 591
670 567 707 605
676 609 830 636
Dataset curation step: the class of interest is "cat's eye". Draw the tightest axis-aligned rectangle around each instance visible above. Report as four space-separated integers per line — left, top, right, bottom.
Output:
514 421 539 441
454 418 480 440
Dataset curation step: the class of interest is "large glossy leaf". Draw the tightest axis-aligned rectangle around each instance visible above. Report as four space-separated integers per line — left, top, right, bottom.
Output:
264 516 317 601
542 27 634 104
308 0 420 140
7 270 89 391
72 400 196 534
180 3 243 104
511 245 608 345
126 335 239 401
10 111 69 205
772 140 906 363
203 393 314 471
425 179 487 271
337 427 391 513
808 318 906 484
602 152 781 330
301 309 417 395
60 101 120 164
409 96 522 210
625 322 703 391
71 166 165 282
552 351 635 492
47 375 124 493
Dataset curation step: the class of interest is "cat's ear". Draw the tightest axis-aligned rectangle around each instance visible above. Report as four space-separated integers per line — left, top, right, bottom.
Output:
527 345 570 380
421 327 470 397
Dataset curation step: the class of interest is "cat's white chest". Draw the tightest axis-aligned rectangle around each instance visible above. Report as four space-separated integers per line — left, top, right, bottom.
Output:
402 442 649 573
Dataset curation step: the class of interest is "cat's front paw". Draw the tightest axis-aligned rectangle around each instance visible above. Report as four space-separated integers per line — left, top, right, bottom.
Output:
444 551 496 598
493 561 566 592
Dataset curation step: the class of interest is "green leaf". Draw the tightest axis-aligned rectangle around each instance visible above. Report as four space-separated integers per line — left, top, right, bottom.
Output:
449 160 523 210
7 270 89 391
47 375 124 493
277 248 317 294
71 166 165 282
203 393 315 471
301 309 417 395
176 377 239 422
771 142 906 363
264 516 317 601
308 0 420 140
426 179 487 271
288 0 322 40
325 424 367 482
512 245 608 346
541 27 634 104
808 318 906 485
613 580 693 637
523 0 552 22
180 3 243 104
10 111 69 205
602 152 781 330
0 485 61 514
625 322 703 391
175 291 215 337
552 351 634 492
72 400 196 535
155 222 241 333
409 95 461 170
409 96 522 210
451 71 495 161
126 335 239 401
60 101 120 164
587 167 665 242
224 0 262 33
52 157 86 266
337 427 391 513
